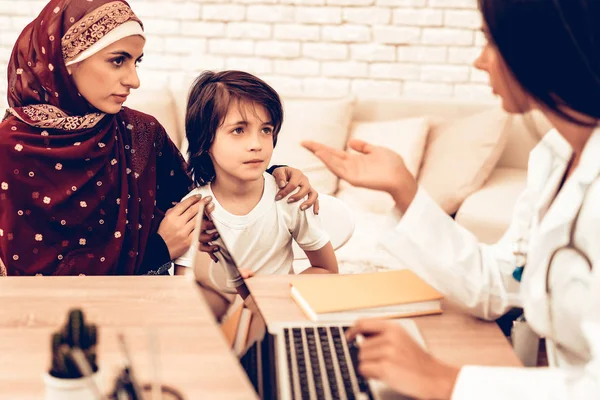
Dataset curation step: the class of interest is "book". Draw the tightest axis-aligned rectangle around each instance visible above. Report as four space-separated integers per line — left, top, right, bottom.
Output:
290 270 443 322
220 303 244 348
220 304 253 356
233 308 252 356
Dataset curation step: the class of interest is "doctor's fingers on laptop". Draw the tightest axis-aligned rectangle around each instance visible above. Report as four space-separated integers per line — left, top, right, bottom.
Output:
347 319 459 400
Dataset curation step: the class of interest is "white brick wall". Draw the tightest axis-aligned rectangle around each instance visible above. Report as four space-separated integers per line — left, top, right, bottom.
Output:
0 0 495 110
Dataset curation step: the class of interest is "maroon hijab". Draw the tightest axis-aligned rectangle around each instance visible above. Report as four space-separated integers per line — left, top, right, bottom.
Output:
0 0 192 276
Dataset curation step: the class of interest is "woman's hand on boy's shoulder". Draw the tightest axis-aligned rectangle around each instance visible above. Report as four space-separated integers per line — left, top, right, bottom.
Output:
158 195 205 259
158 194 216 260
271 166 320 214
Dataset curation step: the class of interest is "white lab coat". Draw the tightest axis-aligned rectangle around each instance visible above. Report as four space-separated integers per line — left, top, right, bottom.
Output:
379 128 600 399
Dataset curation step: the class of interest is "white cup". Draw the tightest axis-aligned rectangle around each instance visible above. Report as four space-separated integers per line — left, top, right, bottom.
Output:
43 371 103 400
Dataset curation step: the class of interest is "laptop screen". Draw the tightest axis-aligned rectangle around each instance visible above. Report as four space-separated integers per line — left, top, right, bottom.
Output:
190 207 272 396
190 206 269 357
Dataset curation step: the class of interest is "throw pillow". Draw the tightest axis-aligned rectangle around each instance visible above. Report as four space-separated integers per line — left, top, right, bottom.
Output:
418 107 509 214
270 97 355 195
336 117 431 214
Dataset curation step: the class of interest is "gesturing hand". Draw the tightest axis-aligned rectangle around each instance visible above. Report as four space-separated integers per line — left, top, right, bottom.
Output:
302 139 418 212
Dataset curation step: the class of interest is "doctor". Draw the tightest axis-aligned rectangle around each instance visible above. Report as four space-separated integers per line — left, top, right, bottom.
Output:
303 0 600 398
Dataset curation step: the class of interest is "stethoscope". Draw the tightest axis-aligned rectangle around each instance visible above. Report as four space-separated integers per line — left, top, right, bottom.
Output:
512 174 596 365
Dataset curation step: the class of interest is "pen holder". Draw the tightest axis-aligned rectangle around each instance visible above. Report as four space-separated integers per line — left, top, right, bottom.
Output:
43 370 103 400
46 309 102 399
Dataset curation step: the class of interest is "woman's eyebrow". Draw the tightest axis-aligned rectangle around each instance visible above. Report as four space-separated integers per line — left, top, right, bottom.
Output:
108 51 144 60
109 51 132 59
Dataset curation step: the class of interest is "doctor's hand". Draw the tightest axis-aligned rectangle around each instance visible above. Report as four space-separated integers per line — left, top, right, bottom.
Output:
302 139 418 212
346 319 460 400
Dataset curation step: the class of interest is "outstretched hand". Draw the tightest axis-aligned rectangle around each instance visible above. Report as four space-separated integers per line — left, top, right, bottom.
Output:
302 139 418 211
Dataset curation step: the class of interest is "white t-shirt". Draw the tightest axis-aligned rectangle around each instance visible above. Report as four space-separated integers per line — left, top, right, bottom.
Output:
174 173 330 277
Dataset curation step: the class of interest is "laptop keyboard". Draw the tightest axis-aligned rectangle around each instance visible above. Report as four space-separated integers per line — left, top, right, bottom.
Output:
284 326 374 400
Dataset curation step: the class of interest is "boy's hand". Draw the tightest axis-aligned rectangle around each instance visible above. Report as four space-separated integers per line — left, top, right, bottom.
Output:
238 269 255 279
271 166 320 214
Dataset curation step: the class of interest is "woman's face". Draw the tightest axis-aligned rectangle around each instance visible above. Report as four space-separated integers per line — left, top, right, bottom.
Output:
67 35 145 114
474 27 533 114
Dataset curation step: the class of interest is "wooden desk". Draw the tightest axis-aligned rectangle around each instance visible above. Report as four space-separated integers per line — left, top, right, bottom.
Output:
0 276 257 400
246 275 522 368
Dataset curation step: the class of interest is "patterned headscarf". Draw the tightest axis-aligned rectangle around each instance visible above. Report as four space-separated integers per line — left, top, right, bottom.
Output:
0 0 191 276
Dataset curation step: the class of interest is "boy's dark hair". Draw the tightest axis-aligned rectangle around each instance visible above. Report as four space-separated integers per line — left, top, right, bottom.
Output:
185 70 284 186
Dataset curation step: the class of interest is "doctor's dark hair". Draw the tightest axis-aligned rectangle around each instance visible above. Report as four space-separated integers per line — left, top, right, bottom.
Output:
479 0 600 126
185 70 284 186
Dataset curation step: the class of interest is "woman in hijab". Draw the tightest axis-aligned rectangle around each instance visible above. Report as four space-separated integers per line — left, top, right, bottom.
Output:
0 0 317 276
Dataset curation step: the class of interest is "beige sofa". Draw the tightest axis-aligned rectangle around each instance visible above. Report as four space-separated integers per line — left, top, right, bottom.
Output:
126 88 550 274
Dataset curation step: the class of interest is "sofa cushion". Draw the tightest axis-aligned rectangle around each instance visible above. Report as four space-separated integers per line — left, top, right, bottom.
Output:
336 117 431 214
496 110 550 169
418 107 509 214
171 87 191 156
353 98 497 123
333 211 409 274
455 167 528 244
124 89 182 150
271 97 355 195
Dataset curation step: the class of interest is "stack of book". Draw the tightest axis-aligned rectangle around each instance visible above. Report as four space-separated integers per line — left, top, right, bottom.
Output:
290 269 443 322
220 304 252 355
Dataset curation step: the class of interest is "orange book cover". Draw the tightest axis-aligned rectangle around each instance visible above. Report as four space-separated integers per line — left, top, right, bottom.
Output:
290 270 443 321
220 303 244 348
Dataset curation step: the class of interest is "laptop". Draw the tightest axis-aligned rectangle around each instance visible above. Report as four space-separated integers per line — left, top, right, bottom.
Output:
191 205 425 400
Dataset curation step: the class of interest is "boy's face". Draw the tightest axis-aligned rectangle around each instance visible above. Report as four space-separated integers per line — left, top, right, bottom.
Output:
209 99 275 184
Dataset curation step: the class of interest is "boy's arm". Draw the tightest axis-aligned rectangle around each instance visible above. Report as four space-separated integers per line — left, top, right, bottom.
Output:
174 264 188 275
174 247 213 276
286 190 338 274
301 242 338 274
